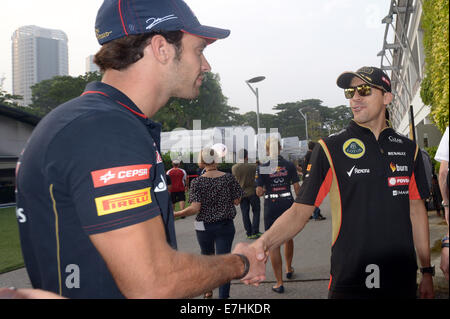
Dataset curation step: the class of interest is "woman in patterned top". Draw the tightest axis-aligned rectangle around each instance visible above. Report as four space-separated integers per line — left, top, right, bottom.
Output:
174 146 244 299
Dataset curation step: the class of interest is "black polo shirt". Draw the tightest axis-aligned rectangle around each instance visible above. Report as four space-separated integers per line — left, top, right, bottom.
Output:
295 120 429 297
16 82 176 298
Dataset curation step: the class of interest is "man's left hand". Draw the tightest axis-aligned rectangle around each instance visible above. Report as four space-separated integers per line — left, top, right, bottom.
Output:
418 274 434 299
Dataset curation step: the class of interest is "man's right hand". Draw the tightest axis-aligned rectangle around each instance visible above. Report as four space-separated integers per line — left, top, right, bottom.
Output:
232 242 267 286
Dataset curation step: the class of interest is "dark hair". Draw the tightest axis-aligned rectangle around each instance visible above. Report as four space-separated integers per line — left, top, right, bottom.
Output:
94 31 183 72
308 141 316 150
238 148 248 160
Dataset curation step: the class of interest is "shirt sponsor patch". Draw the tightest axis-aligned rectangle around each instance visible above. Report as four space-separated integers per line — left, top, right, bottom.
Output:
95 187 152 216
156 151 163 164
388 176 410 187
392 189 409 196
342 138 365 159
346 165 370 177
387 151 406 156
91 164 151 188
388 136 403 144
389 162 408 172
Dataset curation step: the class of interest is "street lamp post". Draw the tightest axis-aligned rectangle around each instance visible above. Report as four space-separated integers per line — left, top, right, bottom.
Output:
299 108 308 141
245 76 266 134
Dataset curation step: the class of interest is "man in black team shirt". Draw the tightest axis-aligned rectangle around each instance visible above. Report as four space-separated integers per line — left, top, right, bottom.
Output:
248 66 434 299
14 0 264 298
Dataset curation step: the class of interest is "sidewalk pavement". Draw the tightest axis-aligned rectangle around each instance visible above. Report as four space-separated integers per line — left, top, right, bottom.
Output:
0 197 448 299
423 210 449 298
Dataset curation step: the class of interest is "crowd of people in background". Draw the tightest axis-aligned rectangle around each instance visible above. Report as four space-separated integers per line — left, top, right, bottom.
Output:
167 137 328 296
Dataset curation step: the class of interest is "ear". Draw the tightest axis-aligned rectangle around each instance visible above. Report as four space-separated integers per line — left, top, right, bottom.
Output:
147 34 174 64
383 92 394 105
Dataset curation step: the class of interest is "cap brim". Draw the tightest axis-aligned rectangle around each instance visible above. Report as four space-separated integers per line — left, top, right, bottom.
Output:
182 25 230 44
336 72 365 89
337 71 388 92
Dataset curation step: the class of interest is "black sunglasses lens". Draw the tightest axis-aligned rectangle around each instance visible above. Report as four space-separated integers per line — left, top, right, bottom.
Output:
344 88 355 99
357 85 372 96
344 85 372 99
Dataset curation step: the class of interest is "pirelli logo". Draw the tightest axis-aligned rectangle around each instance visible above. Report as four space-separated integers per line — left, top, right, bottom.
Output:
95 187 151 216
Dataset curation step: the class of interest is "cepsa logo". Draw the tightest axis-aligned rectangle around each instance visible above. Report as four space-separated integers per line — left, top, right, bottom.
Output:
95 187 151 216
91 164 152 188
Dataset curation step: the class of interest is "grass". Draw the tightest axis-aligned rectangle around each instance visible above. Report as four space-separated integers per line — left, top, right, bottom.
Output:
0 193 190 273
0 196 190 274
0 207 25 273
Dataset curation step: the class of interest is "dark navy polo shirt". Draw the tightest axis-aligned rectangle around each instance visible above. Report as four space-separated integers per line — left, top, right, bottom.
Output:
16 81 176 298
295 120 429 297
255 155 300 195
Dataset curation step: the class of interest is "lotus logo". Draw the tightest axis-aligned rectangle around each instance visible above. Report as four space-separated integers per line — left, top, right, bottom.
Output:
342 138 366 159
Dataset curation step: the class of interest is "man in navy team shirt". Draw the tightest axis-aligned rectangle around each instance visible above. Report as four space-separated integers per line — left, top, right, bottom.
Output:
14 0 264 298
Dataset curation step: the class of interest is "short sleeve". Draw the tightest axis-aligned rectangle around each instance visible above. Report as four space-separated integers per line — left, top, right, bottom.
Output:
287 162 300 184
409 145 431 200
47 111 161 235
435 126 449 162
255 165 264 187
188 178 202 203
295 142 331 206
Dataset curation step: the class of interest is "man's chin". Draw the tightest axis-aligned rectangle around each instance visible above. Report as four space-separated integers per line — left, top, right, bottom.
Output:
173 89 200 100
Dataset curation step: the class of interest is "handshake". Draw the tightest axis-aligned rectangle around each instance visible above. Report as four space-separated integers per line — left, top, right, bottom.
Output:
232 238 269 286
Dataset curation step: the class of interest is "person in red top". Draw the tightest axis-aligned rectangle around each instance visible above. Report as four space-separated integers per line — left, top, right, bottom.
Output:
167 159 189 211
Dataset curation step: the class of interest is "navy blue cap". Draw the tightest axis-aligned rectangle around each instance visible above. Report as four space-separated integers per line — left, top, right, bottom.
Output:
95 0 230 45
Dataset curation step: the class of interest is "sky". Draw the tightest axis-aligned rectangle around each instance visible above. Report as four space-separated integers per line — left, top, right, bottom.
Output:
0 0 392 115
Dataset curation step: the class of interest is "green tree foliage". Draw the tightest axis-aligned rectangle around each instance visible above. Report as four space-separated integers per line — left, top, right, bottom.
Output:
0 90 23 107
12 67 353 142
0 90 43 117
271 99 352 140
30 72 102 115
420 0 449 132
153 72 240 131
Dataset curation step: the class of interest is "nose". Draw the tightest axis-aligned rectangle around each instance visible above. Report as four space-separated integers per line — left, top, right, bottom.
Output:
201 54 211 73
351 89 363 100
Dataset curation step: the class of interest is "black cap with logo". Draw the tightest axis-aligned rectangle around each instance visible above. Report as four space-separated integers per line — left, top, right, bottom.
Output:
336 66 392 93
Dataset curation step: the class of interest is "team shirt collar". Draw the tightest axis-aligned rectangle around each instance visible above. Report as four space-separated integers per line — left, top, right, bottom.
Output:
348 120 394 138
82 81 162 150
83 81 148 120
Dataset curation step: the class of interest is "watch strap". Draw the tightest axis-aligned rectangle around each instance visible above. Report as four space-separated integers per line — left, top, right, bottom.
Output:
420 265 435 276
234 254 250 279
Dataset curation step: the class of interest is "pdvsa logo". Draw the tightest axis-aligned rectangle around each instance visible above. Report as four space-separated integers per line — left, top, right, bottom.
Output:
343 138 365 159
388 176 410 187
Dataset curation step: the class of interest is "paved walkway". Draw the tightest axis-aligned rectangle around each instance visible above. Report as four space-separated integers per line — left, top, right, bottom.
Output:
1 196 448 299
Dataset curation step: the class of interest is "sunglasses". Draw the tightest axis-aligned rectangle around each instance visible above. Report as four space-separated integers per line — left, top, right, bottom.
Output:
344 84 374 99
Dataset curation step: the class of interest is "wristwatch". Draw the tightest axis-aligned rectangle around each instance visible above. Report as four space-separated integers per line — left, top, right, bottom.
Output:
234 254 250 279
442 201 449 208
442 236 449 248
420 265 435 276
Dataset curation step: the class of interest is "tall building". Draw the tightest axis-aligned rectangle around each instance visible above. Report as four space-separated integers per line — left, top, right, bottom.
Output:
85 55 100 73
11 25 69 106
